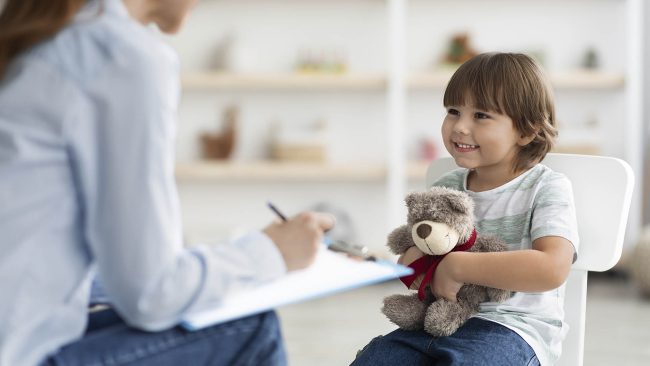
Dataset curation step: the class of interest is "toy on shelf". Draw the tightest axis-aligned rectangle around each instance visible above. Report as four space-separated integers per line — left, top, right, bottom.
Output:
295 47 347 74
200 106 238 160
381 187 511 337
270 119 328 162
208 33 235 71
440 32 478 67
581 47 599 69
418 137 438 161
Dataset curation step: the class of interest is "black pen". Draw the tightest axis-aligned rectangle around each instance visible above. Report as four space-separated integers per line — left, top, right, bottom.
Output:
266 201 375 261
267 202 288 222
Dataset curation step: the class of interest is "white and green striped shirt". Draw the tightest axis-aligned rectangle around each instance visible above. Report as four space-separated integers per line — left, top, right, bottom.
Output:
431 163 579 366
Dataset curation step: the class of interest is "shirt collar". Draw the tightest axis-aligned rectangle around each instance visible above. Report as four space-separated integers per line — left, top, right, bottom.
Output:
75 0 129 22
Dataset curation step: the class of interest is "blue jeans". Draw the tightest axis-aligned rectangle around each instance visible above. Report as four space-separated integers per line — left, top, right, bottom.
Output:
351 318 540 366
41 308 286 366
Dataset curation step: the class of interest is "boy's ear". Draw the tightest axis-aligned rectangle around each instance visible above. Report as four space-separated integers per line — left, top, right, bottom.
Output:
517 132 536 146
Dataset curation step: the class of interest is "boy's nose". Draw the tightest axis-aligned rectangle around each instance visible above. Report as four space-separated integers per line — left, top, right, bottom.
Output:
453 119 471 134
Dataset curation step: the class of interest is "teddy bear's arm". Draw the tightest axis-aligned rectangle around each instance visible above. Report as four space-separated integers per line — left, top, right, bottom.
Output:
386 225 414 255
471 235 508 253
486 286 512 303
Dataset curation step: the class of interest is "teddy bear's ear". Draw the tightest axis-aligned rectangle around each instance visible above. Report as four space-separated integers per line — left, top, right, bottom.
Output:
444 191 473 214
404 192 419 208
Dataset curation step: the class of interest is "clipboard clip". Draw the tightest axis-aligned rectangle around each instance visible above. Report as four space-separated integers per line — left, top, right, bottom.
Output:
324 237 376 261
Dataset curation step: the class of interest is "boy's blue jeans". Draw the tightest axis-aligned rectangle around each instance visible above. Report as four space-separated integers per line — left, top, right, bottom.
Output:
351 318 540 366
41 308 286 366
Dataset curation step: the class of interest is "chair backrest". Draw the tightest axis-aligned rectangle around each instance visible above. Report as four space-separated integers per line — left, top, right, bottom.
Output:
425 153 634 366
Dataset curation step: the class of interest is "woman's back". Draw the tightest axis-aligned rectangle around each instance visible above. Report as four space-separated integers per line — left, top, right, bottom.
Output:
0 1 180 364
1 1 335 365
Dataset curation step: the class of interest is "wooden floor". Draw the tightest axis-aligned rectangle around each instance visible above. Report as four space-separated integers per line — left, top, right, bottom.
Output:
278 275 650 366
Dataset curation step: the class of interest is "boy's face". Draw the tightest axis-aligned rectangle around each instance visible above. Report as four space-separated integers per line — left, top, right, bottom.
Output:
441 101 530 177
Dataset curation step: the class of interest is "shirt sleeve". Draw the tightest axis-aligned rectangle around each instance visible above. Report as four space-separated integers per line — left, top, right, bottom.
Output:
530 173 580 261
64 40 286 331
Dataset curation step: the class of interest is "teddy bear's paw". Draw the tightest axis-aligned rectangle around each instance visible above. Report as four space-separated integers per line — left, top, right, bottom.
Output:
423 300 472 337
486 287 512 303
423 321 457 337
381 294 427 330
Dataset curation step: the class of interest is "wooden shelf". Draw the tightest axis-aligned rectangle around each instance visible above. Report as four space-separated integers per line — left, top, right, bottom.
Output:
181 72 386 91
548 70 625 90
409 69 625 90
182 70 624 92
176 161 387 182
176 161 432 182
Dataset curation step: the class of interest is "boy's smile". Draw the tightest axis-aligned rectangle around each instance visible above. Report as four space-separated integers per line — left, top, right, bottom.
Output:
453 141 480 153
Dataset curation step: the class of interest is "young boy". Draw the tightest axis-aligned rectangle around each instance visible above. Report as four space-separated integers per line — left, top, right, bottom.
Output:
352 53 578 366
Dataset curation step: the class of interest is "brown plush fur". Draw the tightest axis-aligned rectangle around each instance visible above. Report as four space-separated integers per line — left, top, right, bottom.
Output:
382 186 511 337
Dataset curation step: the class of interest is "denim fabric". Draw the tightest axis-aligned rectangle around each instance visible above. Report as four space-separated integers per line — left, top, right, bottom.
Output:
40 309 286 366
351 318 540 366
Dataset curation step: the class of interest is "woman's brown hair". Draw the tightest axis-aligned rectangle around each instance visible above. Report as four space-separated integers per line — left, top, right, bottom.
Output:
443 52 558 173
0 0 86 78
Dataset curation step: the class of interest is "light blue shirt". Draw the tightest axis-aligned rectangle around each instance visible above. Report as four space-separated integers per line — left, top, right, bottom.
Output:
0 1 287 365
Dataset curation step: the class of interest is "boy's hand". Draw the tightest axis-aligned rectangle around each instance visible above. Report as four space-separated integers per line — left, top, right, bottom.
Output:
431 252 464 302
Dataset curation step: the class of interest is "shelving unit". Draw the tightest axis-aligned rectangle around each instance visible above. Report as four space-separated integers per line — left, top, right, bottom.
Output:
170 0 644 252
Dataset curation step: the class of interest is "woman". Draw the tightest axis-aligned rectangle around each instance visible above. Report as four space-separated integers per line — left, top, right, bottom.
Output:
0 1 334 365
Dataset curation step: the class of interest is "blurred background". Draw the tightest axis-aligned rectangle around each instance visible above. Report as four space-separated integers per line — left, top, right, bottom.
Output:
164 0 650 364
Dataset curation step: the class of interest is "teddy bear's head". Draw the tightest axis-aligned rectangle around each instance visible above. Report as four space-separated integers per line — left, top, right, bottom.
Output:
404 186 475 255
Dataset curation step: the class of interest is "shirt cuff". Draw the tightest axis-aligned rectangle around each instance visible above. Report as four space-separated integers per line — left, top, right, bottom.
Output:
182 230 288 315
232 230 288 280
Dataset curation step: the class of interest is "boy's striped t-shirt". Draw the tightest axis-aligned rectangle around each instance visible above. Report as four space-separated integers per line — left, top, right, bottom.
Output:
431 163 579 366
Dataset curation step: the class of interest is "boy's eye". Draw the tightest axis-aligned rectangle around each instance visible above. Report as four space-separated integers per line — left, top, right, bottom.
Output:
447 108 460 116
475 112 490 119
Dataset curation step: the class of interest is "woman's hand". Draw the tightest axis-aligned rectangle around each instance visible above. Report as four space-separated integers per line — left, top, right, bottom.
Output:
431 252 464 302
263 212 336 271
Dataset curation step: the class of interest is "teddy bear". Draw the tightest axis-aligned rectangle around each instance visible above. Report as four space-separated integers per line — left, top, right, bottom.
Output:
381 186 511 337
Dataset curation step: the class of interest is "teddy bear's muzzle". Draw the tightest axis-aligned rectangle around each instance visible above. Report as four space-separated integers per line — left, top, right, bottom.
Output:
411 221 460 255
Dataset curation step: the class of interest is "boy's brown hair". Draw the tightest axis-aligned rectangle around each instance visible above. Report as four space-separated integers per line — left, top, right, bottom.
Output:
443 52 557 173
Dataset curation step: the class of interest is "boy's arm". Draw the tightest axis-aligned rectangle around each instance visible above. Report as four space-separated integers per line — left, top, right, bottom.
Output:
433 236 574 301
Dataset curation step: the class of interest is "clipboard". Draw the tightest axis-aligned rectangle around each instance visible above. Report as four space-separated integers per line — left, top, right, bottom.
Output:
181 247 412 331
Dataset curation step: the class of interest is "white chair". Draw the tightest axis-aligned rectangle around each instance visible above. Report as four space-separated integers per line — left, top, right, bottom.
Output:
424 153 634 366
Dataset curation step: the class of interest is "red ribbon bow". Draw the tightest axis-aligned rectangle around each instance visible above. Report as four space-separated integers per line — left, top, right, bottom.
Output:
400 228 477 301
